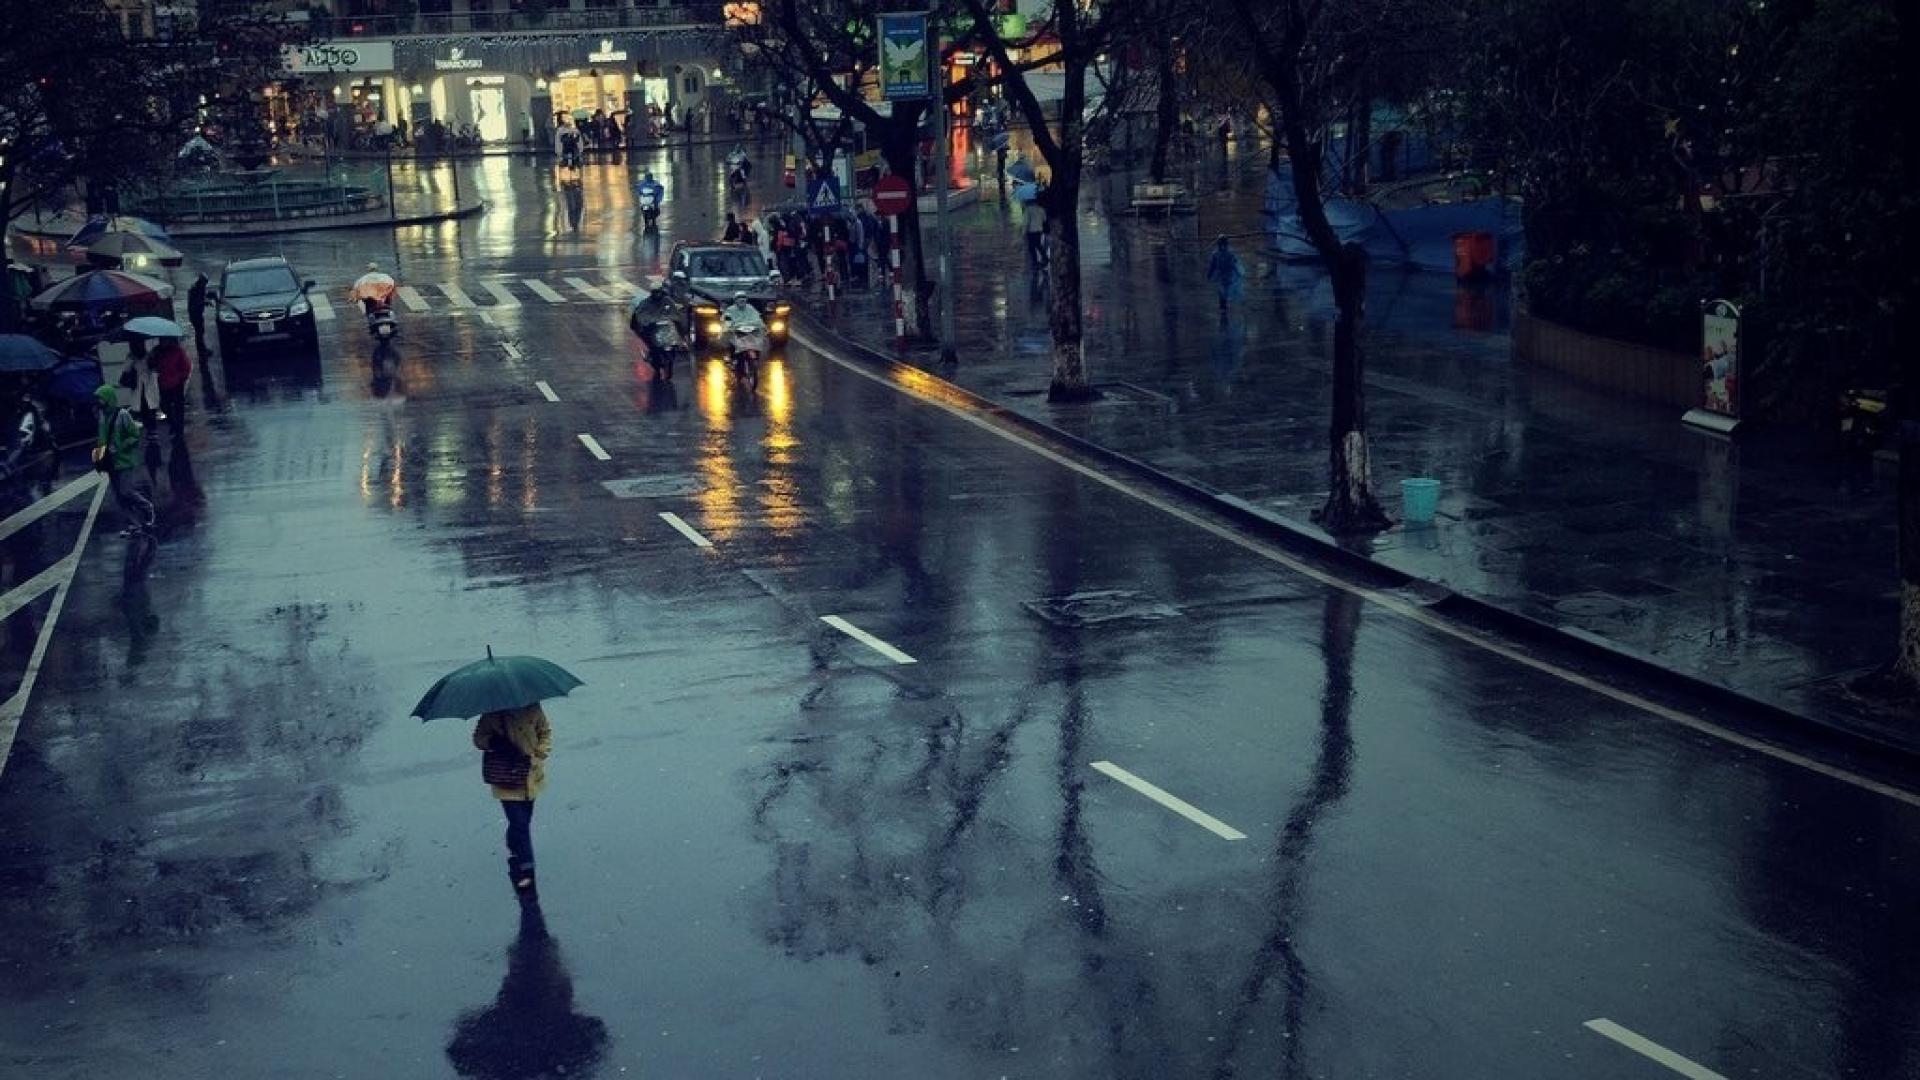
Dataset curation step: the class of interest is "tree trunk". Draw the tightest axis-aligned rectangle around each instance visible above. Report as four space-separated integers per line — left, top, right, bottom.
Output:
1894 386 1920 691
1150 46 1178 183
1319 241 1391 531
1044 183 1090 400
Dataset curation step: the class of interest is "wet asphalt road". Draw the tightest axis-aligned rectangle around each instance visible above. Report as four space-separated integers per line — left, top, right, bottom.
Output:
2 146 1919 1080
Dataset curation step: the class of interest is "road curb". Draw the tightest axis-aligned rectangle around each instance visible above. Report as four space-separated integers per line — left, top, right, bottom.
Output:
791 307 1920 771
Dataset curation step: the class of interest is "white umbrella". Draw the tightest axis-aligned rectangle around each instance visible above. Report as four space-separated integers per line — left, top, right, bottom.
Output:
120 316 187 338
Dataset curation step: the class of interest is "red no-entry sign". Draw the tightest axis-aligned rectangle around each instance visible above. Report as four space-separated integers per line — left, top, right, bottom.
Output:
873 175 912 217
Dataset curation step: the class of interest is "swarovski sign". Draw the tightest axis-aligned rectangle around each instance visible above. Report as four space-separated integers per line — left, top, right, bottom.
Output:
433 47 483 70
285 41 395 73
588 39 628 63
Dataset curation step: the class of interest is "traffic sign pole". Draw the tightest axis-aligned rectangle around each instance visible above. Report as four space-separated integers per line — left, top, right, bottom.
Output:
891 215 905 347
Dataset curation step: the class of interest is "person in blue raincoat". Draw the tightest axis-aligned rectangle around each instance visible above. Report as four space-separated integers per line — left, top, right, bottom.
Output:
634 171 665 210
1206 235 1245 316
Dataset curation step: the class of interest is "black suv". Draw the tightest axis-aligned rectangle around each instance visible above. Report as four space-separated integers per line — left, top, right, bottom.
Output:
211 256 318 357
665 242 789 351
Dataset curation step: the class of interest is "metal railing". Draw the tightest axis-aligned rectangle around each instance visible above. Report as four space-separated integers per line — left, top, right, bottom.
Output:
128 167 385 223
311 4 716 38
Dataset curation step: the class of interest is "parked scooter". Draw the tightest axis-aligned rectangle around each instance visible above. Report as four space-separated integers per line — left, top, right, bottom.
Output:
721 293 767 391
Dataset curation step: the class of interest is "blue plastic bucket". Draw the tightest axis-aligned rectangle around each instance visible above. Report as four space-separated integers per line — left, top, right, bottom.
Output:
1400 478 1442 525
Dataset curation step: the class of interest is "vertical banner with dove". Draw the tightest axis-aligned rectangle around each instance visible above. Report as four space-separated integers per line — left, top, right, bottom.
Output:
879 11 932 101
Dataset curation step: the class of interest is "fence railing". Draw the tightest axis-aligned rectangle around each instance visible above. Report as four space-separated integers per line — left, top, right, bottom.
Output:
128 167 386 223
311 4 714 38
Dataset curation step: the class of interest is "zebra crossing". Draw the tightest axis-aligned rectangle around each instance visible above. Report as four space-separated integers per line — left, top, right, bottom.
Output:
309 271 657 322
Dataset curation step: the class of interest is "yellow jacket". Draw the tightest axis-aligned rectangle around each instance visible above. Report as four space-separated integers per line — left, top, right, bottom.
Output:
472 704 552 801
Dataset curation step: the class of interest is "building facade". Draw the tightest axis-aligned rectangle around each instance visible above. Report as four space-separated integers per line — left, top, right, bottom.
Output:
283 2 734 149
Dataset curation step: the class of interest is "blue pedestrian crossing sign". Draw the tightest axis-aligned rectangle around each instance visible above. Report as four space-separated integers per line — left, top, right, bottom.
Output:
808 174 843 210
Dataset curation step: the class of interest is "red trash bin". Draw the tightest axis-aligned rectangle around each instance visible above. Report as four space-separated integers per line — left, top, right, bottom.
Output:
1453 231 1496 280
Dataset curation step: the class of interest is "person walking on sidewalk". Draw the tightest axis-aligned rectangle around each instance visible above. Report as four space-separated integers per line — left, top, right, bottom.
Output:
152 335 192 440
1206 235 1245 316
1023 197 1048 273
92 384 153 535
186 274 209 353
474 703 552 894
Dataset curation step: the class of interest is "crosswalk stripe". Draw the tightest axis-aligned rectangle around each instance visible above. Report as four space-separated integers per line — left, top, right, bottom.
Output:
309 293 335 322
482 282 522 307
565 277 612 302
397 285 429 312
523 279 567 303
440 283 475 308
602 274 640 297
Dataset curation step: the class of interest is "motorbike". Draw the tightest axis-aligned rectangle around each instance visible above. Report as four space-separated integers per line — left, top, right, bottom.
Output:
721 304 767 391
365 303 399 371
630 315 685 382
728 167 751 206
640 192 661 231
1840 387 1890 455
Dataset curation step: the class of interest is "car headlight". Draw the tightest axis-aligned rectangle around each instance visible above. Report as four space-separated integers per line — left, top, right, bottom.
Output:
289 297 311 316
217 309 240 323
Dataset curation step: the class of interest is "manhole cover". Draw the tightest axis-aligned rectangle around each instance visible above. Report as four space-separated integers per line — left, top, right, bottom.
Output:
1023 590 1182 627
1553 593 1625 619
601 474 702 499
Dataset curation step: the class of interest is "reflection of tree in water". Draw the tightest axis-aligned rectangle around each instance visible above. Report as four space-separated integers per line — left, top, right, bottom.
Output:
1210 589 1360 1080
0 586 393 1017
749 466 1210 1075
1734 783 1920 1078
447 900 609 1080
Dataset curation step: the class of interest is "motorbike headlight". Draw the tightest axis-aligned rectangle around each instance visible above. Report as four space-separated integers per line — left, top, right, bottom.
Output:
769 320 787 334
695 305 719 317
289 297 311 316
217 308 240 323
774 303 792 315
706 321 724 337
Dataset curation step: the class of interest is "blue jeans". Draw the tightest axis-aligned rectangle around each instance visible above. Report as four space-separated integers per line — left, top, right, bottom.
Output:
501 799 535 882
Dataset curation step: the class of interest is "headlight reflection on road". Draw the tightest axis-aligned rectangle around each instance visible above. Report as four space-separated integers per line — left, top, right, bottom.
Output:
760 359 802 537
695 360 742 540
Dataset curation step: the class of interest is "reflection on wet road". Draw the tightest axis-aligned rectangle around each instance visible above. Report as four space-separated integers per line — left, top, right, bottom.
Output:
1 144 1916 1080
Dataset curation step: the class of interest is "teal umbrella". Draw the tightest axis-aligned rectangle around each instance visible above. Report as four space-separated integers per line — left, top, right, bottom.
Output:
413 647 584 720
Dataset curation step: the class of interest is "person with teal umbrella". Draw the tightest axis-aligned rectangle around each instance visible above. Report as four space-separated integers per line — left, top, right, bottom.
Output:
414 649 582 897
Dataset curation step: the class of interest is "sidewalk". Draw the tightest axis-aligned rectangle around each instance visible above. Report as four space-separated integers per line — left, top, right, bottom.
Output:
796 163 1906 750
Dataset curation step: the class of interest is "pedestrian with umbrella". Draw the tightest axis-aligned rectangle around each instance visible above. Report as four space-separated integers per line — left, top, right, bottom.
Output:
414 649 583 896
121 317 193 438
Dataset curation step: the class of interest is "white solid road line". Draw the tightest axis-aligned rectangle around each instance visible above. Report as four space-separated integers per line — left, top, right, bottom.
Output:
523 279 567 303
819 615 918 665
658 512 713 548
535 380 560 402
483 282 522 307
565 277 613 302
309 293 335 321
789 325 1920 810
0 479 107 780
577 433 611 461
477 309 498 327
396 285 429 312
502 341 525 360
1584 1020 1728 1080
1089 761 1249 840
0 473 101 546
602 274 640 297
440 283 476 308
